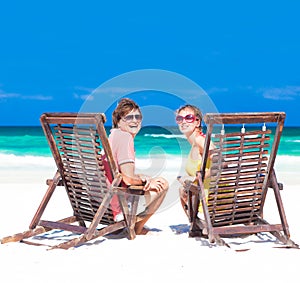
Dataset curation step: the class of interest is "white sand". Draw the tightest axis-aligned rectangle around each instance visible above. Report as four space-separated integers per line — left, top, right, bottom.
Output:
0 160 299 283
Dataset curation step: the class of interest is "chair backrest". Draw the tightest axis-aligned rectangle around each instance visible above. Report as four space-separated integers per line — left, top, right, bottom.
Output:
200 112 285 227
40 113 118 225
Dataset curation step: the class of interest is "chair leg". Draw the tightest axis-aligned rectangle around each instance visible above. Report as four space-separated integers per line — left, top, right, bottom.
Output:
1 216 78 244
118 192 139 240
126 195 139 240
257 218 299 248
86 191 114 240
29 171 61 229
269 170 291 239
1 226 47 244
189 193 200 235
214 235 229 247
188 218 207 238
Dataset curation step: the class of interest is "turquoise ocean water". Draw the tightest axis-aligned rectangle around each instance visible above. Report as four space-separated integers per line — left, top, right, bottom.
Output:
0 125 300 172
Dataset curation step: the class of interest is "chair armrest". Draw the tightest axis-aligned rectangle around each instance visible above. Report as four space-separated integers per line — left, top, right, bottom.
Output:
127 185 145 195
116 185 145 195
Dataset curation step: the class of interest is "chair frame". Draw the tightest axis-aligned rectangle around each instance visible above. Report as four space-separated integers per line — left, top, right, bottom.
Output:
185 112 298 248
1 113 143 249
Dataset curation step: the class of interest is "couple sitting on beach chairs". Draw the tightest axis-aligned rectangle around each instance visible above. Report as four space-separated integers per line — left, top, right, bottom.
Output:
1 98 298 249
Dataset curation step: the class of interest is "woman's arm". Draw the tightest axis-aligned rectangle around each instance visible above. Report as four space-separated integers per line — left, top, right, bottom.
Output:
195 134 215 157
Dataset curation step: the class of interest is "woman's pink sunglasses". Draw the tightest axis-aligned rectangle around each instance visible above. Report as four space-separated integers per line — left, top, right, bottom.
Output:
176 114 198 124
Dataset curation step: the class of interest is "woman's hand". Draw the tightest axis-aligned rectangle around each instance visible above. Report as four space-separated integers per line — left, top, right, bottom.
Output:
177 175 195 185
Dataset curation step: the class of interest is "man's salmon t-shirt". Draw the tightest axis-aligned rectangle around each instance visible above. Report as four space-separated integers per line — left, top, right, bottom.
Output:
108 128 135 220
108 128 135 169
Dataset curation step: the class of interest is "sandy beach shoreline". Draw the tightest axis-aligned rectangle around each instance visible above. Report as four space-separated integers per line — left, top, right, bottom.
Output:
0 158 299 283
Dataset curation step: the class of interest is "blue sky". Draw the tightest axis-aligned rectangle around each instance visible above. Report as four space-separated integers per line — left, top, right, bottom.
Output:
1 0 300 126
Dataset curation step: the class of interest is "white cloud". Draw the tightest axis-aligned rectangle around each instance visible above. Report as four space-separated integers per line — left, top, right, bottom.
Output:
21 95 53 101
259 86 300 100
73 86 97 101
0 89 52 101
73 93 94 101
72 87 137 100
74 86 94 93
0 92 20 99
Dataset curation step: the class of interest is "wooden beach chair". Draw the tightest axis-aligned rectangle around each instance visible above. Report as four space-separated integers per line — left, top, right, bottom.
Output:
183 112 298 248
1 113 143 249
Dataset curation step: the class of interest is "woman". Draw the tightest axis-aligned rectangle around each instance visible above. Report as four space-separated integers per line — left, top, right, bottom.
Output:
176 104 213 216
109 98 169 235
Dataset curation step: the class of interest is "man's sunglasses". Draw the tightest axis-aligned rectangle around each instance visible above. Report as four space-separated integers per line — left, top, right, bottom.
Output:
176 114 198 124
122 114 143 122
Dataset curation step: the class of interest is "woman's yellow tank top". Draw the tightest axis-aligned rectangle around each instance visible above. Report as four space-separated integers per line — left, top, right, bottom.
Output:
185 150 201 176
185 147 211 213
